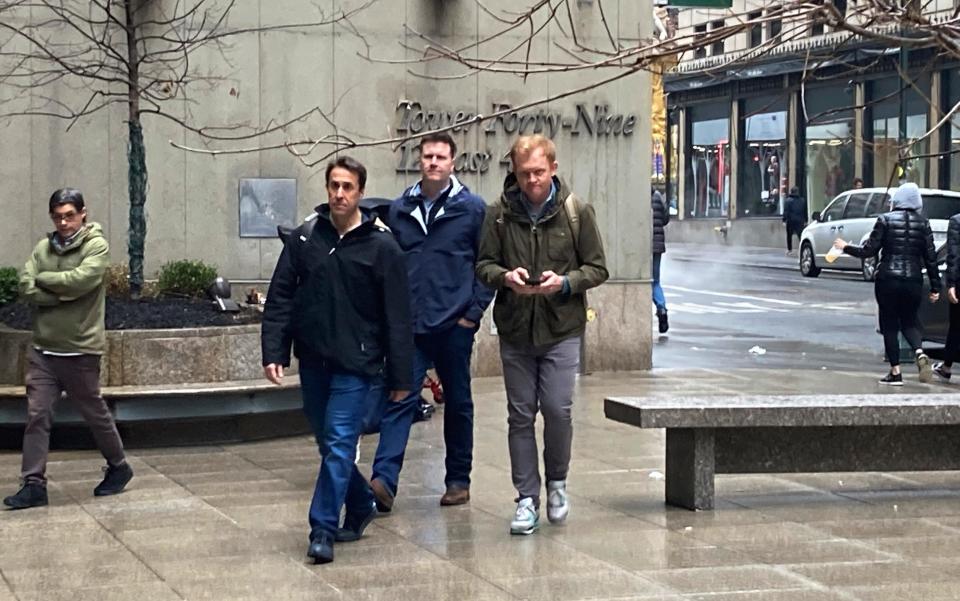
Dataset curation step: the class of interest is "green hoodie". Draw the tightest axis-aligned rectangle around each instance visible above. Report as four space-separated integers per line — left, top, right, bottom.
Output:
477 175 608 347
19 223 109 354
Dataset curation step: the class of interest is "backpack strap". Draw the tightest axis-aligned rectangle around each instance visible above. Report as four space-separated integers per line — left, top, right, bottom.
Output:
562 193 582 263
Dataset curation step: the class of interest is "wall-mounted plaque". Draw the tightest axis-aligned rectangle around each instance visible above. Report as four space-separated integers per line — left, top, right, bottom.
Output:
239 178 297 238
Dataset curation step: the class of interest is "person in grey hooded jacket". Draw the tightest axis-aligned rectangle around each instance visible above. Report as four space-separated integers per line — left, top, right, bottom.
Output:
835 183 940 385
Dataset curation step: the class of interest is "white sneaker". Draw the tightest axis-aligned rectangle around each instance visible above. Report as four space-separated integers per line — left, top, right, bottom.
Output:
546 480 569 524
510 497 539 535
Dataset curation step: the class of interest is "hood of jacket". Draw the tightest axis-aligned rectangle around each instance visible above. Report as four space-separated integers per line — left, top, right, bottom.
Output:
312 204 381 235
892 183 922 211
48 222 104 254
500 172 567 221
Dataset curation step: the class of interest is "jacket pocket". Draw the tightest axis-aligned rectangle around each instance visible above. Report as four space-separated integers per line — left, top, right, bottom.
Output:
546 227 575 263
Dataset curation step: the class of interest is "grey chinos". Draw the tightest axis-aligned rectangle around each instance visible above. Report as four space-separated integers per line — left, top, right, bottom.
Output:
499 335 581 505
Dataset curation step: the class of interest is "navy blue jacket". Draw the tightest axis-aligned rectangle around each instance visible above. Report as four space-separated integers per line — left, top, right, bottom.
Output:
388 176 494 334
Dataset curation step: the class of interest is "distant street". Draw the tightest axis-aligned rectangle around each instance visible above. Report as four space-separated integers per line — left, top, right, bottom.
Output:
652 254 897 371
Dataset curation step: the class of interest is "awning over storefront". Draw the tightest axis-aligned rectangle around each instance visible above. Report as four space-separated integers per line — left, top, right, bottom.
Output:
664 47 899 93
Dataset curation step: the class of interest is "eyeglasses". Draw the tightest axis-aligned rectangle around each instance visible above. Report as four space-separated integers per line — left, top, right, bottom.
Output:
50 211 80 223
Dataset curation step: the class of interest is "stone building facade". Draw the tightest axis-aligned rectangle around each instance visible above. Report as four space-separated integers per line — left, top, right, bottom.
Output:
0 1 653 373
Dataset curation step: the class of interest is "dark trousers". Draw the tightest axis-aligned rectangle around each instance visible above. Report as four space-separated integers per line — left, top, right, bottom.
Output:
875 278 923 367
372 323 476 495
21 349 126 486
299 360 375 540
943 301 960 367
785 223 802 251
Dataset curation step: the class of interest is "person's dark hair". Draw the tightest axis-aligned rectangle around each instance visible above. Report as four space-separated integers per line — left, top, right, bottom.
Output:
325 156 367 190
418 132 457 158
789 186 799 196
48 188 85 213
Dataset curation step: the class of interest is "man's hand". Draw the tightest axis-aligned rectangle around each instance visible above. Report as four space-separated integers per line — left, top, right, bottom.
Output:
930 291 941 304
536 270 565 295
457 317 477 329
504 267 538 295
389 390 409 403
832 238 846 251
950 287 959 304
264 363 284 385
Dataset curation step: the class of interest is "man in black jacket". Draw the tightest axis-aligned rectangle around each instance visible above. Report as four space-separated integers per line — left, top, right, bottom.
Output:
261 156 413 564
652 189 670 333
783 187 807 256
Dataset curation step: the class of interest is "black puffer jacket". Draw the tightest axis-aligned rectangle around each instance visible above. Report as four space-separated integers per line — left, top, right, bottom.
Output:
652 190 670 254
844 209 941 290
945 214 960 288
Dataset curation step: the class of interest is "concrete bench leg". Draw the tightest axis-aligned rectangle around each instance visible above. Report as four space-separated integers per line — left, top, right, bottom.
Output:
665 428 715 510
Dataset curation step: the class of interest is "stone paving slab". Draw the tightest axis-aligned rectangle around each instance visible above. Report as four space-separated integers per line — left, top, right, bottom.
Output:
2 368 960 600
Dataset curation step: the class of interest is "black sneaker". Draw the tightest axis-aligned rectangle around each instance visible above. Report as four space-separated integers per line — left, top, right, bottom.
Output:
307 533 334 564
916 352 933 383
3 483 48 510
657 310 669 334
336 502 378 542
93 462 133 496
934 362 952 381
879 372 903 386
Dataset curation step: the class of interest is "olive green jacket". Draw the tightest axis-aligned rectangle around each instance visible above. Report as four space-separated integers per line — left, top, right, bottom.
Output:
19 223 109 354
476 174 608 347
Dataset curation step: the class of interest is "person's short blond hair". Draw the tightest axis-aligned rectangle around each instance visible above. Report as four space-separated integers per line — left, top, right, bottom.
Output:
510 135 556 167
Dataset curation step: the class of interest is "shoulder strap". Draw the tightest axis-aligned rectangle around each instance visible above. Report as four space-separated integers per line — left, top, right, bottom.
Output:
563 194 582 263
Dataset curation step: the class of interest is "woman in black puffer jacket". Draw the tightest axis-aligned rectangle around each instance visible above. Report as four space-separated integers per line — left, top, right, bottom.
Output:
836 183 941 385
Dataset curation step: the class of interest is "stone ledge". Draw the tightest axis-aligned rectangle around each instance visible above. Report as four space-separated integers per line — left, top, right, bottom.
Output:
605 394 960 428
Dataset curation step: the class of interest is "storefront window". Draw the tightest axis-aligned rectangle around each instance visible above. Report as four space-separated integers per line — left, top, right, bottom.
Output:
869 76 930 188
685 113 730 218
668 121 679 215
739 109 787 217
804 87 854 215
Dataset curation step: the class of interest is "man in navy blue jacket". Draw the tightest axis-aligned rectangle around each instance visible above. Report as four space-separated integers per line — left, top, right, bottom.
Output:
369 132 494 511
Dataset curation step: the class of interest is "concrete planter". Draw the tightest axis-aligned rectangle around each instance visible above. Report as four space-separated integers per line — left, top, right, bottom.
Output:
0 324 297 387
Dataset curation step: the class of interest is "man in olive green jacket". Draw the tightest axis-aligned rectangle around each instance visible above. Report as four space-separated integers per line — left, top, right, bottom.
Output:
4 188 132 510
476 135 608 535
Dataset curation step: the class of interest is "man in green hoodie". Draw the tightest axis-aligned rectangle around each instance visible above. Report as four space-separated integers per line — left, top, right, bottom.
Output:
4 188 132 510
477 135 608 535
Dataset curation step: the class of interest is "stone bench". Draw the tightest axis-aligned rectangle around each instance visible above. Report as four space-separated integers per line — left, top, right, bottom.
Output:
604 394 960 511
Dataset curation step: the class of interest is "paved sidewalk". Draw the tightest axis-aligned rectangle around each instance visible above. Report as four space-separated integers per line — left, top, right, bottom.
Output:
3 368 960 601
668 243 801 272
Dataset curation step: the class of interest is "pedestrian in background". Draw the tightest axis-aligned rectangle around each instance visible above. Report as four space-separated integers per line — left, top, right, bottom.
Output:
5 188 133 510
477 135 608 535
783 187 807 256
651 188 670 334
834 183 940 385
934 212 960 381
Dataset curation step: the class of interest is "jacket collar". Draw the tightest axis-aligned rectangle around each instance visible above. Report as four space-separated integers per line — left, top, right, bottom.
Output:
312 204 378 237
405 174 465 204
500 173 566 222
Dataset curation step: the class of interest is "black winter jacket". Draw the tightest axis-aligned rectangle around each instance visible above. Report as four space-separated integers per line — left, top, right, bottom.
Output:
782 194 807 228
261 206 414 391
946 214 960 288
844 209 941 290
652 190 670 254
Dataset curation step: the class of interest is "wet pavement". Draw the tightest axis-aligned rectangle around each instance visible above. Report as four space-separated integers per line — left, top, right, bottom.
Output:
3 368 960 600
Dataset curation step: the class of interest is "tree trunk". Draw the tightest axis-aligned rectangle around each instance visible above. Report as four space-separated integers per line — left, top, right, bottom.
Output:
125 0 146 299
127 119 147 298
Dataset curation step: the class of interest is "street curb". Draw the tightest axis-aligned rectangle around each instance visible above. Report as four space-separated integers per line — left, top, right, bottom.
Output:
670 256 798 273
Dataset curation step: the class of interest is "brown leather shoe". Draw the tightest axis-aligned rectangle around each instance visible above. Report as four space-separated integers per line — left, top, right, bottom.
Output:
440 486 470 506
370 478 394 513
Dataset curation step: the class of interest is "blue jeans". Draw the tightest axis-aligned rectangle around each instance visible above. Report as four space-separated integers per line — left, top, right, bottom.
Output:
652 252 666 312
372 323 476 494
299 361 376 540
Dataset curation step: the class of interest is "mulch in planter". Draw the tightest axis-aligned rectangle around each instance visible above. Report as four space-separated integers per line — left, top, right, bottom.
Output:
0 296 262 331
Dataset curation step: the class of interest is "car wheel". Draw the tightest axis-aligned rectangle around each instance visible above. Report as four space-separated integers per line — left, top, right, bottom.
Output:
862 256 877 282
800 243 820 277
